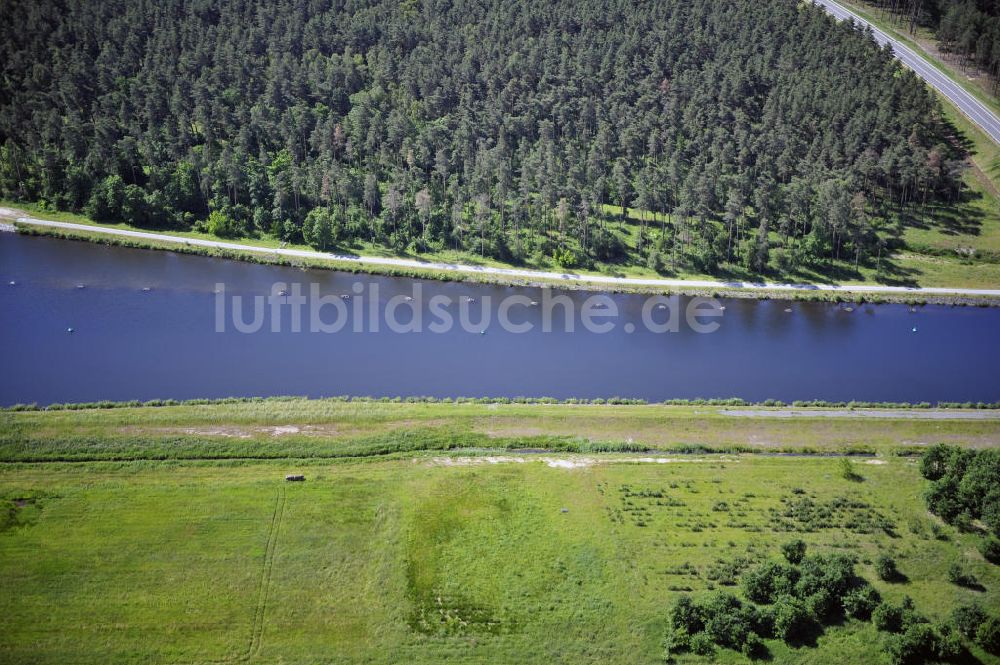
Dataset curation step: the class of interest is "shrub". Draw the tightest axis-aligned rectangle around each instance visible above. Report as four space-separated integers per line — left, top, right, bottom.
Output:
842 584 880 620
919 443 954 480
795 553 858 599
875 554 898 581
947 563 979 588
669 594 704 635
751 604 776 638
701 592 754 650
980 537 1000 564
741 561 799 604
689 631 715 656
873 602 905 633
935 624 963 661
805 588 837 622
925 479 964 523
884 623 938 665
781 539 807 565
952 603 987 638
772 595 813 642
840 457 862 481
741 633 767 659
977 616 1000 655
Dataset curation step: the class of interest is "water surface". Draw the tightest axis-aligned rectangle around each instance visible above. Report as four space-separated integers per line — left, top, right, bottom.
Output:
1 233 998 405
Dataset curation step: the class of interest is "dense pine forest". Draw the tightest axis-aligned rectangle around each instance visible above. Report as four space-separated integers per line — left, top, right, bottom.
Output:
0 0 971 276
859 0 1000 89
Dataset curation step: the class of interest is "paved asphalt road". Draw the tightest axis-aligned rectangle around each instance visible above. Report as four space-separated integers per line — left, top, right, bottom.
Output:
813 0 1000 145
7 215 1000 297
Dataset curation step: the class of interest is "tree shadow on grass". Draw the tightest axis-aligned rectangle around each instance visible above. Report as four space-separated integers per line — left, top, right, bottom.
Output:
882 570 910 584
954 645 988 665
897 192 987 238
952 577 987 592
785 620 824 649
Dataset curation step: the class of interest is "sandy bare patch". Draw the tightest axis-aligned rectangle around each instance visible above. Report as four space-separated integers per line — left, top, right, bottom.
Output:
629 457 728 464
122 424 343 438
424 456 527 467
175 427 252 439
863 459 887 465
269 425 301 435
543 458 596 469
423 455 728 469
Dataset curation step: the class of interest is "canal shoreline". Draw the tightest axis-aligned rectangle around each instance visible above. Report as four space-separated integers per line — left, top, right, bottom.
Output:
9 218 1000 307
6 394 999 413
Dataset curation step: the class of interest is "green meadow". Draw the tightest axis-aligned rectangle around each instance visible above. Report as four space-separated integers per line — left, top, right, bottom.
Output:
0 402 997 664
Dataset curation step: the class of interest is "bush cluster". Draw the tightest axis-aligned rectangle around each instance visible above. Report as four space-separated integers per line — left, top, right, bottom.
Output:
919 445 1000 541
951 604 1000 656
668 545 878 658
669 543 982 663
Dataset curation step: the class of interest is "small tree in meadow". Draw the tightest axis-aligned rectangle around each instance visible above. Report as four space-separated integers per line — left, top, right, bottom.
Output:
875 554 898 581
781 539 807 565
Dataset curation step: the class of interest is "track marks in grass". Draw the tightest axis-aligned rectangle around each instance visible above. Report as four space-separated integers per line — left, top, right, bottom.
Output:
245 487 285 661
195 487 286 665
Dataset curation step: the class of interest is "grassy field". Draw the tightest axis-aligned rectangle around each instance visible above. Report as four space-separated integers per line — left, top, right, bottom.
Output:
7 400 1000 459
0 401 998 664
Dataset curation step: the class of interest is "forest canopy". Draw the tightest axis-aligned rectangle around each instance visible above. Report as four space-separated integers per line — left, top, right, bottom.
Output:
0 0 968 275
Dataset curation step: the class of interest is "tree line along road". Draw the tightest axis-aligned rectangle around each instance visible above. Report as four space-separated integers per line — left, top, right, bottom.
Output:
812 0 1000 146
